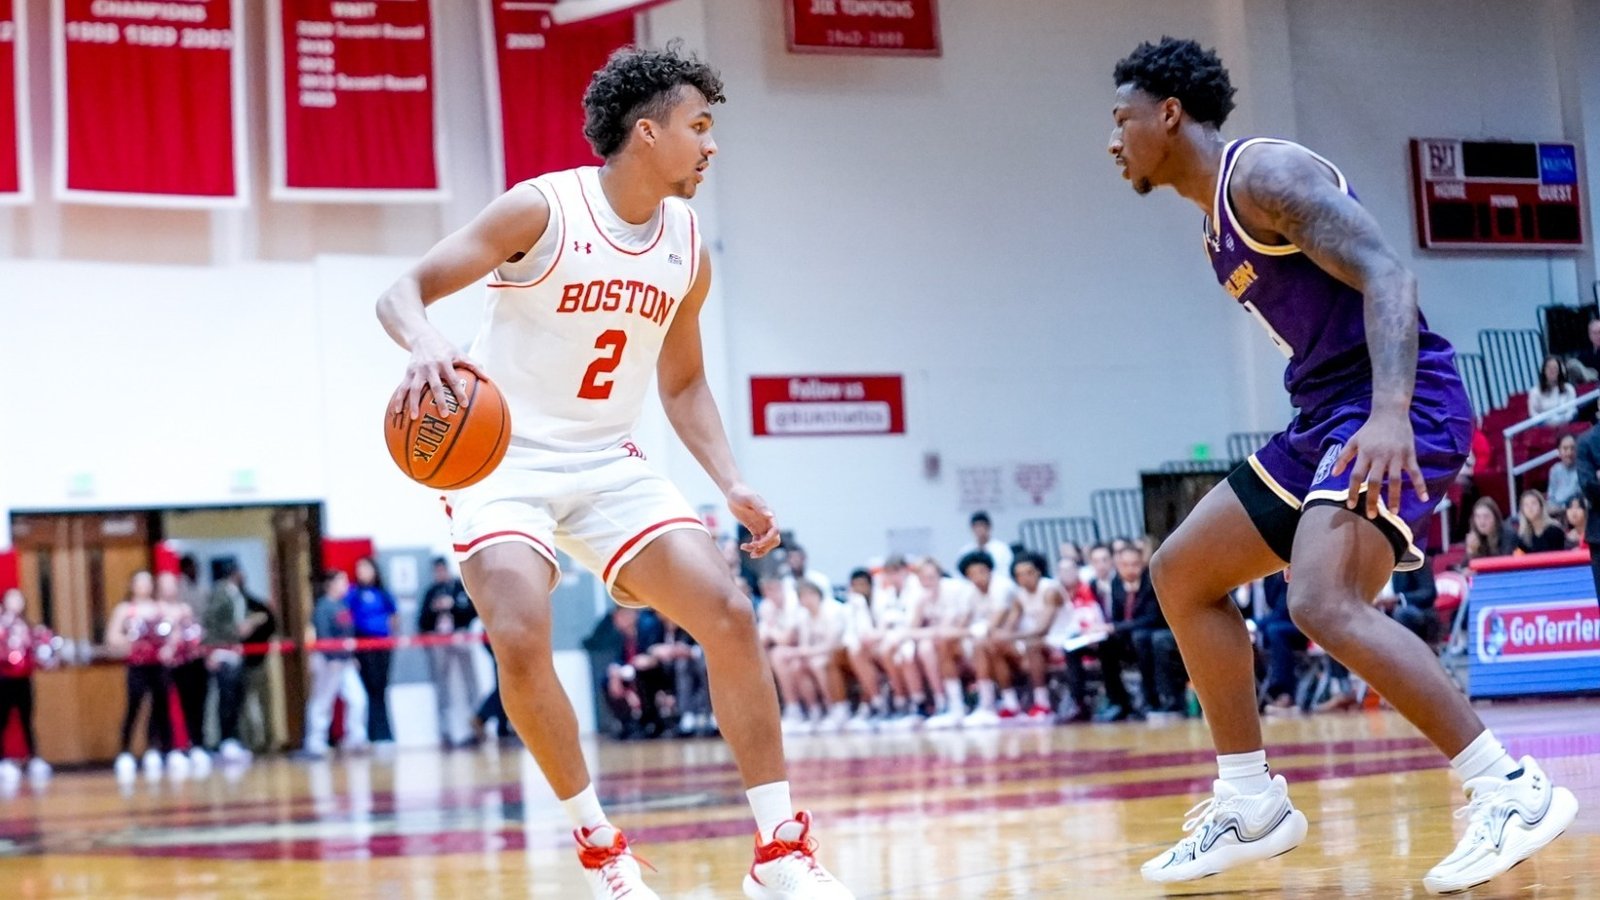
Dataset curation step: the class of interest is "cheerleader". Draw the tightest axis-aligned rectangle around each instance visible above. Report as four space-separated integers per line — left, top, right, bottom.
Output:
107 572 175 782
0 588 59 786
158 572 210 776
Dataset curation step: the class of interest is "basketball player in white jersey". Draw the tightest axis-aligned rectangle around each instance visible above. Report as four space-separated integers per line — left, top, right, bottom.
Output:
376 45 851 900
967 552 1063 726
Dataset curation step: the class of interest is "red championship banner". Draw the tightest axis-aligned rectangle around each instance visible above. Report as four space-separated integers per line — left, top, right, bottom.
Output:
54 0 245 206
269 0 443 200
483 1 637 190
0 0 31 203
750 375 906 437
785 0 940 57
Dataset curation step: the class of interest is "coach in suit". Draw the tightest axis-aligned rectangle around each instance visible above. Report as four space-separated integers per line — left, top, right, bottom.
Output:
1097 546 1188 718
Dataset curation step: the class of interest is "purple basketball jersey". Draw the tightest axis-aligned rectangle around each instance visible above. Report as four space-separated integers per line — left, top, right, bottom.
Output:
1205 138 1464 416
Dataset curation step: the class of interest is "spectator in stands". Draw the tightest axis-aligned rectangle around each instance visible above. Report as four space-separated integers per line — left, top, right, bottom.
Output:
1548 434 1582 508
1057 541 1083 580
1515 489 1567 553
302 570 368 758
1570 318 1600 382
1565 497 1589 550
1084 544 1115 618
419 558 481 748
0 589 55 786
1580 425 1600 592
960 512 1013 578
1091 547 1186 719
238 577 277 754
1464 497 1514 563
346 558 397 746
1254 573 1304 716
781 544 833 599
603 606 669 740
1052 570 1111 722
202 562 252 765
1375 566 1440 645
650 615 711 737
1529 354 1577 425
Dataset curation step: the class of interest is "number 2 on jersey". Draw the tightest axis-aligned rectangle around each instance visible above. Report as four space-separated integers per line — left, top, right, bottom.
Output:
578 330 627 400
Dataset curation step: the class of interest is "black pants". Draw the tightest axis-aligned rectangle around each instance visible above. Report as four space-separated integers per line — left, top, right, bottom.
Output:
213 661 245 745
173 660 209 748
357 648 394 742
1264 618 1309 699
607 665 671 737
1099 629 1187 712
0 677 36 757
121 664 173 754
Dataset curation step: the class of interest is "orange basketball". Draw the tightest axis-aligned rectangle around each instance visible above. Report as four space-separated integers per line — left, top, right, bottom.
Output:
384 367 511 491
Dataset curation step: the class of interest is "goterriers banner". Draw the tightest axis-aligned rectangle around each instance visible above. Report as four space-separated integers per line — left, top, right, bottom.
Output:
269 0 444 200
55 0 246 206
484 0 637 190
0 0 30 203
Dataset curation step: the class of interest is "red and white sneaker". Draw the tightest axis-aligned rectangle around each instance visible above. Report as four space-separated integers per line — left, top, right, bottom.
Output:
1025 704 1052 723
743 811 854 899
576 825 659 899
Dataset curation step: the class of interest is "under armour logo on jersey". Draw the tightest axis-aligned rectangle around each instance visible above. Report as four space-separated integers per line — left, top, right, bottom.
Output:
621 441 646 460
668 253 683 265
574 241 593 254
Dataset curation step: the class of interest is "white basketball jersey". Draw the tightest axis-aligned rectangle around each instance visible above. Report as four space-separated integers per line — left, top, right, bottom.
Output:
469 167 701 450
1014 577 1060 634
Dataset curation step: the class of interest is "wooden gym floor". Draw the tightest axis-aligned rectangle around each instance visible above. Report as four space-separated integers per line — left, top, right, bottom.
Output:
0 699 1595 898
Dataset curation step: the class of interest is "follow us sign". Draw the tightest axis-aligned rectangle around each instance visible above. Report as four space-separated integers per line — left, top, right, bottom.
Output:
750 375 905 437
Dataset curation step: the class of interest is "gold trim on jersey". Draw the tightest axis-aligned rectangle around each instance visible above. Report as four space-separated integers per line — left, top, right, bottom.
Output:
1248 453 1304 510
1212 138 1352 258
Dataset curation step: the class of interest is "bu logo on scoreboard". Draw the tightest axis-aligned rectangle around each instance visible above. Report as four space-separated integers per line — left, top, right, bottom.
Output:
1425 140 1458 179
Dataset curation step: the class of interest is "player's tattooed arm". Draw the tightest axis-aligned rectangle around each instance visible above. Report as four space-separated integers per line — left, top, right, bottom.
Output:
1233 145 1418 415
1234 144 1428 514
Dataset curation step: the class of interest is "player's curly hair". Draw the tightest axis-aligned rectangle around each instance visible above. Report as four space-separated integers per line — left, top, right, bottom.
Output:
1112 36 1236 128
583 42 725 159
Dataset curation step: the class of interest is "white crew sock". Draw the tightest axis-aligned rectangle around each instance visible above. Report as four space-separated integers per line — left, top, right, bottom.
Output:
976 680 997 711
999 688 1020 711
747 781 793 844
559 784 609 833
1217 750 1272 795
1452 730 1520 785
1032 686 1051 708
943 678 964 713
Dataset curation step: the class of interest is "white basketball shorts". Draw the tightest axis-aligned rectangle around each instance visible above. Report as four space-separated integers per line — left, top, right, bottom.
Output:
443 440 707 592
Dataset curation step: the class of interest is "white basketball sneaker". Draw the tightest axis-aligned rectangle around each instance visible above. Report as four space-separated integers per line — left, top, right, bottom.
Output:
1141 775 1308 883
744 811 854 899
1423 756 1578 895
575 825 659 900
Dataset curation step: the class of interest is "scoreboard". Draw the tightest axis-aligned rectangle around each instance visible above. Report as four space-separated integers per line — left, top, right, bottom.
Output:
1410 138 1583 251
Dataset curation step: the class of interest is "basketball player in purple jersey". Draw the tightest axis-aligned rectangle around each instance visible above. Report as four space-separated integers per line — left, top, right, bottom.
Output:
1107 38 1577 893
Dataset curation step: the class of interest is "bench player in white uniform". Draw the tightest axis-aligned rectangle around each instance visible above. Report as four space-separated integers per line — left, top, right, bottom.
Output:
376 45 850 900
968 552 1064 726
